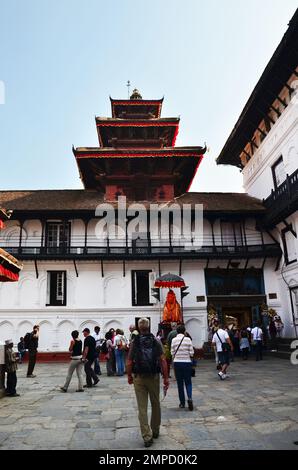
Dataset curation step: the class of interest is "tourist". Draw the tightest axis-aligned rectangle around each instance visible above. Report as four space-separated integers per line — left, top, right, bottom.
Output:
114 328 127 376
166 322 178 377
60 330 84 393
5 339 20 397
274 316 284 338
167 322 178 348
269 318 278 351
171 325 194 410
211 319 220 369
108 328 116 374
251 321 263 361
239 328 250 360
129 324 139 343
26 325 39 378
82 328 99 388
17 337 26 364
104 331 115 376
92 325 104 375
212 323 234 380
233 328 240 357
127 317 169 448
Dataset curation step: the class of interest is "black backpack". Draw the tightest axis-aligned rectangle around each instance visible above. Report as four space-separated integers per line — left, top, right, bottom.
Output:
100 340 108 354
132 334 160 374
24 332 31 350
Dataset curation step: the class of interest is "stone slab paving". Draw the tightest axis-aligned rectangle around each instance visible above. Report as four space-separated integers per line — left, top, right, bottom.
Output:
0 358 298 450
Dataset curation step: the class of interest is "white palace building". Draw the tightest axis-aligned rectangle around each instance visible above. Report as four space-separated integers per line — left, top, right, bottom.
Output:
0 10 297 351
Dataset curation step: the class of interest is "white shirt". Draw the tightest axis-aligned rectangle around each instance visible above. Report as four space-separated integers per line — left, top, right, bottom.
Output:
115 334 127 350
92 332 104 348
212 329 229 352
171 334 194 362
251 327 263 341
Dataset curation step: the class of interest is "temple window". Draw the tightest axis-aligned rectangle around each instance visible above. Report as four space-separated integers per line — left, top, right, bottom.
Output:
46 271 67 306
45 221 70 252
271 156 286 189
131 270 152 306
281 226 297 265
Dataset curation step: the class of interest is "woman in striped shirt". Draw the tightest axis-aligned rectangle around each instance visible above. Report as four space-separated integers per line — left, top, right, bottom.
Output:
171 324 195 410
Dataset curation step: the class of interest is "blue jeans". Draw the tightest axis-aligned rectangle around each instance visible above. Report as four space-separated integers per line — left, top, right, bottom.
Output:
115 349 125 375
174 362 192 405
94 356 101 375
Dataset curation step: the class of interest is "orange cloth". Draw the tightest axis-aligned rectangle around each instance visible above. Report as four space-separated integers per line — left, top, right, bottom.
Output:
162 290 182 323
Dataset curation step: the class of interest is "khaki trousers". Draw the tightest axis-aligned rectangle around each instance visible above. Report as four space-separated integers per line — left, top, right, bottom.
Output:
63 359 84 390
133 374 161 442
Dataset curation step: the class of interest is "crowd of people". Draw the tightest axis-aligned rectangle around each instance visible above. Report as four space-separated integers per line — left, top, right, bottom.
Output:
2 314 285 447
209 315 285 380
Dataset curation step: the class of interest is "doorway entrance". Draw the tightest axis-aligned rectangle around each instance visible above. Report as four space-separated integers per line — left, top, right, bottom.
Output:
222 306 251 329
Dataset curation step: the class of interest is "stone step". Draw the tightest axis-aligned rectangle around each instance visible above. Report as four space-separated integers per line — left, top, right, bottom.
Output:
264 350 291 360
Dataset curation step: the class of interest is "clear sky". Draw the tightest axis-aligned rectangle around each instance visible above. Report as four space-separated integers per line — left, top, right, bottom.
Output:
0 0 297 193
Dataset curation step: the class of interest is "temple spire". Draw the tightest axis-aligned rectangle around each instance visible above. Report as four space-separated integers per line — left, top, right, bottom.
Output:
130 88 142 100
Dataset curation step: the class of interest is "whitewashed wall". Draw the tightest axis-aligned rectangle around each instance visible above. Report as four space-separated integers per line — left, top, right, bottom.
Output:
0 259 208 350
243 90 298 199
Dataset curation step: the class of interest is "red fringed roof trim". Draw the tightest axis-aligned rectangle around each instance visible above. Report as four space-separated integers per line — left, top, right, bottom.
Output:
155 280 186 288
75 151 203 159
0 265 19 282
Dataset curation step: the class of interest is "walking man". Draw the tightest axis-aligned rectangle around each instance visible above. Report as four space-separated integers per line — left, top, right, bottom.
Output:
127 317 169 448
82 328 99 388
27 325 39 378
212 323 234 380
92 326 104 375
251 321 263 361
5 339 20 397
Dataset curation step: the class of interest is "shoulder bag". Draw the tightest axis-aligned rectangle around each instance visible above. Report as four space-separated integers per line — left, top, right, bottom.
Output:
216 331 231 353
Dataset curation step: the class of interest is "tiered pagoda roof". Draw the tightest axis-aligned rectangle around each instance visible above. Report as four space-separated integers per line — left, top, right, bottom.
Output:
74 90 207 200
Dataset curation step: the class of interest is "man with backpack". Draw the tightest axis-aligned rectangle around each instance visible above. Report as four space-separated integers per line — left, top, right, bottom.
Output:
127 317 169 448
26 325 39 378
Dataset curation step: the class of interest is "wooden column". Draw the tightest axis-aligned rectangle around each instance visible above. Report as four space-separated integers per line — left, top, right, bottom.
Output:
18 220 24 254
84 219 88 254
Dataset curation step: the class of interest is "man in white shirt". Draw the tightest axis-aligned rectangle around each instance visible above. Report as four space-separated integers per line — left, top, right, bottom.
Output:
212 325 233 380
92 326 104 375
251 321 263 361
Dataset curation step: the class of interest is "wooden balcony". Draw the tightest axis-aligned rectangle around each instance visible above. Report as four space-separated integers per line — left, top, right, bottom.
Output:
263 168 298 226
4 242 281 261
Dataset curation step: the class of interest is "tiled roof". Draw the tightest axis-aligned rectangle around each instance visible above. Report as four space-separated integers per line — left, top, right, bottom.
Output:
0 190 265 213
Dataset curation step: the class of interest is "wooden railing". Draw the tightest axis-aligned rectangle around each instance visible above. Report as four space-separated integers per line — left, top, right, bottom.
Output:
4 243 281 260
264 168 298 224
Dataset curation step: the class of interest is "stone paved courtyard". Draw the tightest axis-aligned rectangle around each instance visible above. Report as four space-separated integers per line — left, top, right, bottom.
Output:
0 357 298 450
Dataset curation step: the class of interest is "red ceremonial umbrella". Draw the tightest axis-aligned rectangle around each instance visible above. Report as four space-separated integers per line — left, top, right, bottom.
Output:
154 273 185 288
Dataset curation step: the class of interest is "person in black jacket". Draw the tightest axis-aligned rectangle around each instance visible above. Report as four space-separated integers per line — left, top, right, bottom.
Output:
26 325 39 378
82 328 99 388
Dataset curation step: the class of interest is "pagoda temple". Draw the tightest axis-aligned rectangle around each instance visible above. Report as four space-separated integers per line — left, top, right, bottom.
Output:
0 85 291 350
73 89 206 201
